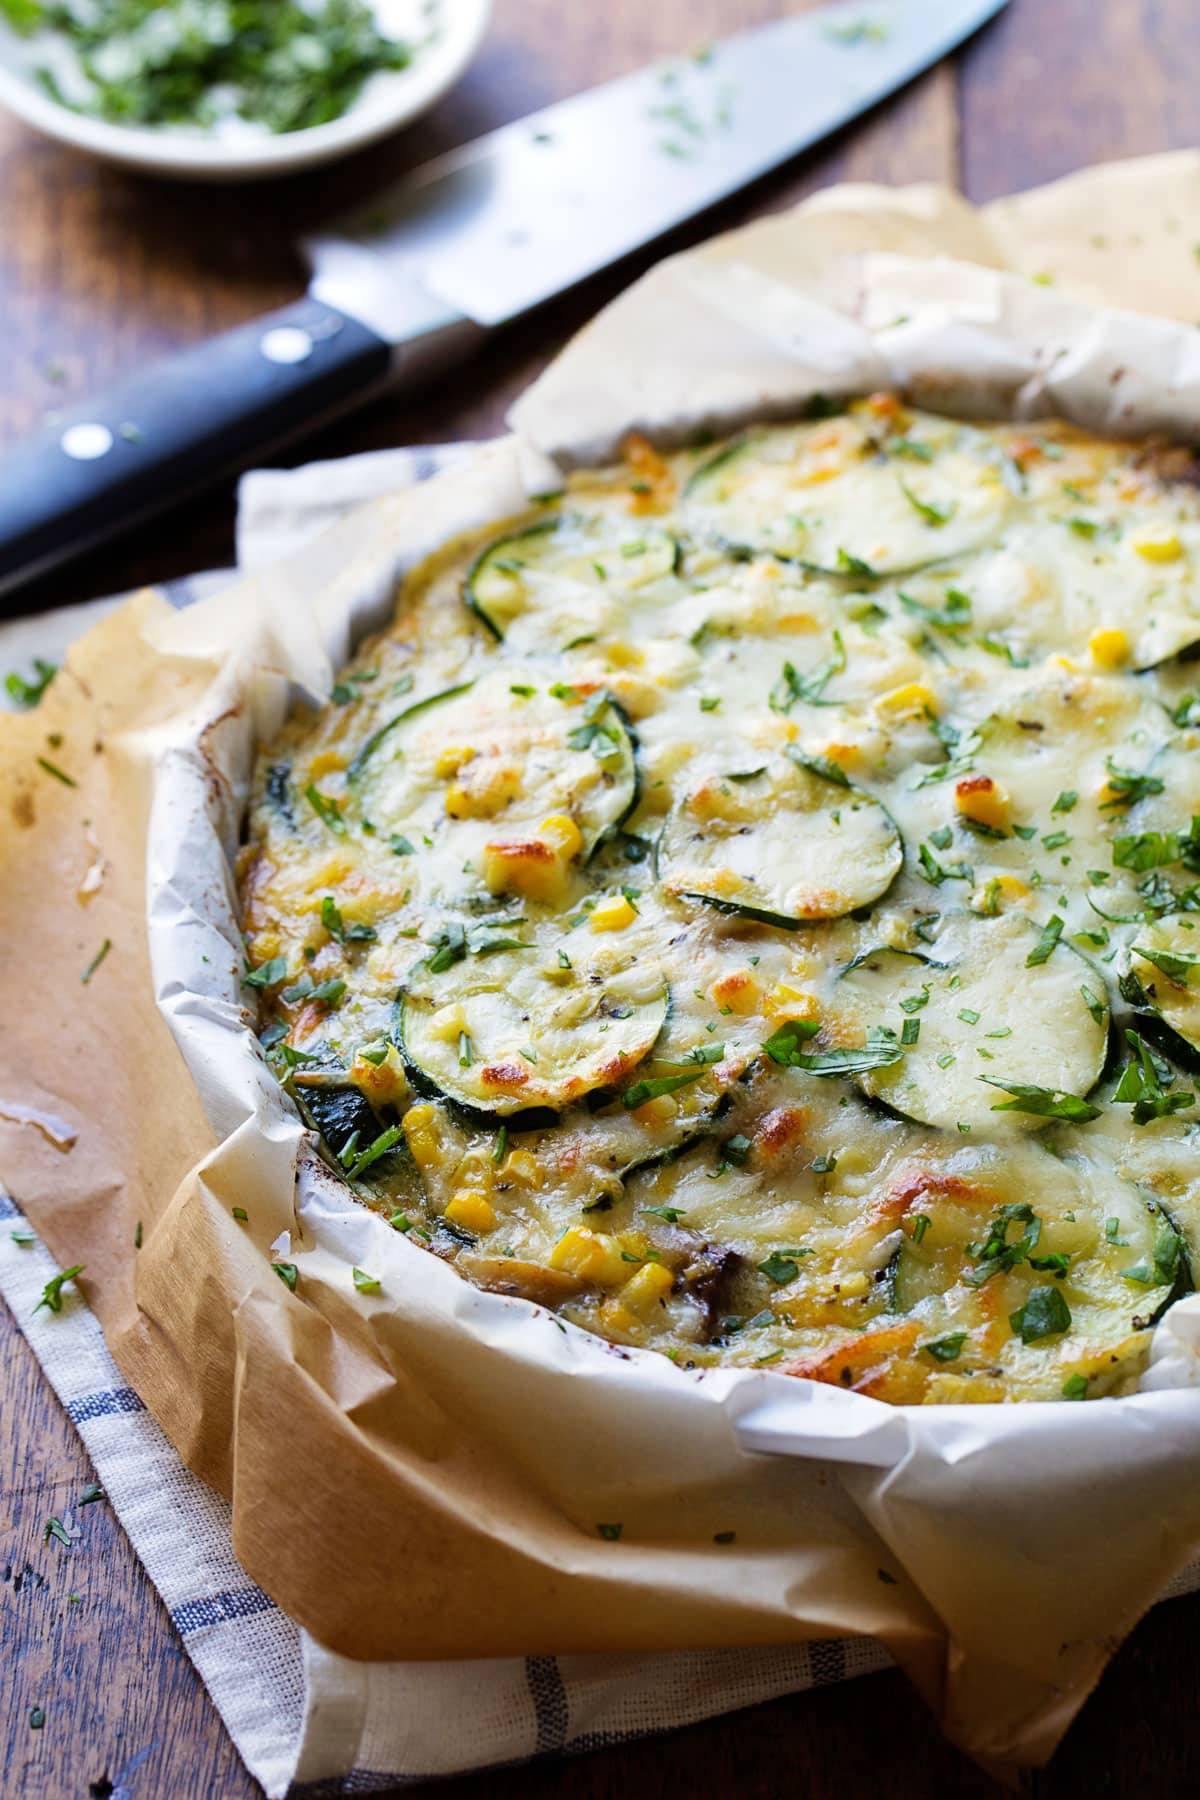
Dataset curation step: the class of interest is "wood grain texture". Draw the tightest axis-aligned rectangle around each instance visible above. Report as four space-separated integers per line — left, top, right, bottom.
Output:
4 0 1200 1794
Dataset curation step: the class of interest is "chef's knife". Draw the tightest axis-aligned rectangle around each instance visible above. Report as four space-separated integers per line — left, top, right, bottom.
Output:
0 0 1007 602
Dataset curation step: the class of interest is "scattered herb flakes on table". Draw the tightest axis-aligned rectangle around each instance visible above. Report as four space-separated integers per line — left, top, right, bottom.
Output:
240 398 1200 1404
0 0 422 135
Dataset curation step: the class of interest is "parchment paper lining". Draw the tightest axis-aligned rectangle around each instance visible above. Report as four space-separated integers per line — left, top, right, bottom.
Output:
7 153 1200 1775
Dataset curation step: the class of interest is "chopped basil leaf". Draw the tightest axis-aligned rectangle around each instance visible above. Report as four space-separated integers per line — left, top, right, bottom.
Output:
981 1078 1101 1122
898 480 956 527
1102 757 1164 809
769 631 846 712
344 1124 404 1178
33 1264 84 1315
305 783 348 835
758 1248 813 1284
81 937 111 984
764 1022 902 1075
1010 1285 1071 1343
5 657 57 707
1025 914 1064 966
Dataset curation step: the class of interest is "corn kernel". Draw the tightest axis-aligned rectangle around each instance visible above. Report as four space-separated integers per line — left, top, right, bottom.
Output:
605 641 644 669
971 872 1029 914
711 970 761 1015
590 895 638 933
820 741 860 771
765 984 820 1024
428 1002 467 1044
548 1227 627 1286
444 765 522 821
620 1261 675 1317
834 1271 871 1300
1133 532 1183 563
444 1191 496 1235
540 813 583 858
350 1044 410 1108
629 1093 677 1127
434 745 476 779
954 775 1011 830
1088 627 1129 669
402 1103 441 1173
308 749 347 779
875 682 937 721
501 1149 538 1186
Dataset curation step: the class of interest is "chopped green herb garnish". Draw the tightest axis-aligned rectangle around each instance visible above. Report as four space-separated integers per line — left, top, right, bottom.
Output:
1010 1285 1071 1344
918 842 972 885
980 1079 1101 1122
37 755 76 786
769 631 846 712
1132 942 1200 982
81 938 111 984
1080 985 1106 1024
758 1248 814 1284
305 783 347 835
764 1021 902 1075
921 1332 966 1363
5 657 57 707
352 1267 381 1294
1025 914 1064 966
344 1124 404 1178
1101 757 1164 809
34 1265 84 1314
10 0 419 135
1112 1031 1194 1124
898 480 956 527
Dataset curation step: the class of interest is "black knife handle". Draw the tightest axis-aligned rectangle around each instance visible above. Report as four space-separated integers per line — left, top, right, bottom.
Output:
0 295 392 605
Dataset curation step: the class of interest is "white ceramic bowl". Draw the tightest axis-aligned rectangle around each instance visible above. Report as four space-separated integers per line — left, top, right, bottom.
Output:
0 0 492 181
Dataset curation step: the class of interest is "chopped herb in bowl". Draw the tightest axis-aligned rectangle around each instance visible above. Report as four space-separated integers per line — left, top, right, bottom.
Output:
0 0 422 135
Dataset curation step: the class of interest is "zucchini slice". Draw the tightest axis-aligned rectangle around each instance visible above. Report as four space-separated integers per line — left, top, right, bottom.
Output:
465 514 678 642
834 914 1108 1132
348 668 638 864
1128 914 1200 1056
396 931 668 1119
657 755 902 925
682 418 1012 572
347 682 474 783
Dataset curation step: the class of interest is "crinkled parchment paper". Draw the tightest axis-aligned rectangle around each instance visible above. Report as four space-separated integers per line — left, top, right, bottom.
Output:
7 153 1200 1775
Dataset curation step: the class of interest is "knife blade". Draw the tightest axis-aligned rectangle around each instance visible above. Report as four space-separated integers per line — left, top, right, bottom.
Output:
0 0 1007 604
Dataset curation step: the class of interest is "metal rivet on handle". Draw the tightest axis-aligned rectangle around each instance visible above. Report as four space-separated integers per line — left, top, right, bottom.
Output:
260 326 314 366
61 422 114 461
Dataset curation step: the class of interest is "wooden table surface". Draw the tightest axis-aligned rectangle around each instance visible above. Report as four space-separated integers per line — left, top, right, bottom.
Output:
5 0 1200 1794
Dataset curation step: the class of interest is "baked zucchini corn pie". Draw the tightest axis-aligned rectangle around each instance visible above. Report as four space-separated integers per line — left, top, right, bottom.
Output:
240 397 1200 1404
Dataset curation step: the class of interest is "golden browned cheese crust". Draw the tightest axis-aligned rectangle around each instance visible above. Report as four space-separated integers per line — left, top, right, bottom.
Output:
241 399 1200 1403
